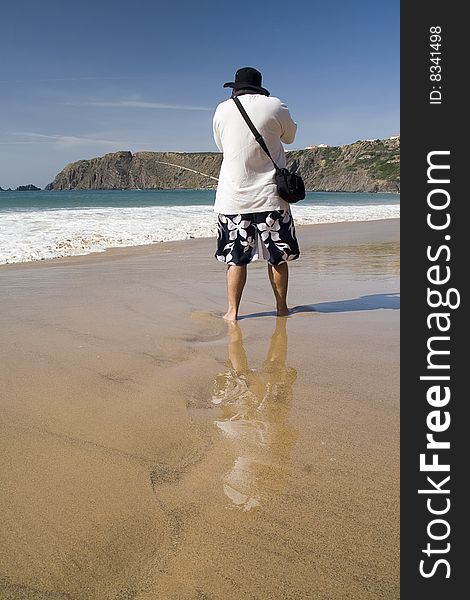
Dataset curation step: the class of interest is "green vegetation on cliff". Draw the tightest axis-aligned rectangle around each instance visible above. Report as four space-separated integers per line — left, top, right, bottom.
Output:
46 137 400 193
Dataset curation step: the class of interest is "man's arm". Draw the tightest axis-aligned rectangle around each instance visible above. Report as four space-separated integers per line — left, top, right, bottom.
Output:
277 102 297 144
213 110 223 152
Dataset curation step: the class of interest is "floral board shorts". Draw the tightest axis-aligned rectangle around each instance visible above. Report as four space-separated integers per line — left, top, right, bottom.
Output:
215 209 300 266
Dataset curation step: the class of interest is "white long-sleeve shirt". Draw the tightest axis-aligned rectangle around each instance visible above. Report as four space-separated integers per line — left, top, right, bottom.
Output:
213 94 297 214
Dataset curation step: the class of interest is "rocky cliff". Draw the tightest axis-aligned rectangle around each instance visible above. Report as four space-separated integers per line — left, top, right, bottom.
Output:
46 137 400 192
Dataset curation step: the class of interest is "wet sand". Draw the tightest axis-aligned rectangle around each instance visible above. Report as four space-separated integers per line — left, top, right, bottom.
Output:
0 220 399 599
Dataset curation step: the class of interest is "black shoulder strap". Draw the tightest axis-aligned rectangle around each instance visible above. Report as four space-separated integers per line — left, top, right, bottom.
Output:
232 96 279 170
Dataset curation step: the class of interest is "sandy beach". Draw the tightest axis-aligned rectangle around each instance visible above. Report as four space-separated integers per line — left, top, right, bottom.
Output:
0 220 399 600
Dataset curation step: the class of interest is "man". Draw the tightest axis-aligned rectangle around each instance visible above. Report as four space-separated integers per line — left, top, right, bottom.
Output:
213 67 300 321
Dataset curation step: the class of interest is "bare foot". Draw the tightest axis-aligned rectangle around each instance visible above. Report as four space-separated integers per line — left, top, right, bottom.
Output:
223 311 238 321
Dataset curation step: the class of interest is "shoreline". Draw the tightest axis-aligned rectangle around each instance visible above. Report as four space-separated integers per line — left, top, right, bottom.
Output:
1 218 399 270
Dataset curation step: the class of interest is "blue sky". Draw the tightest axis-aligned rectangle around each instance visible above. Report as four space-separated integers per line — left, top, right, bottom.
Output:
0 0 399 188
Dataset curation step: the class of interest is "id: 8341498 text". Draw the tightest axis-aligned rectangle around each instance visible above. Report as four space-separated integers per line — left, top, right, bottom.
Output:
429 26 443 105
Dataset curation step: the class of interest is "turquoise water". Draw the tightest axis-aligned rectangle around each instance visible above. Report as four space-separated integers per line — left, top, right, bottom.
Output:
0 189 400 213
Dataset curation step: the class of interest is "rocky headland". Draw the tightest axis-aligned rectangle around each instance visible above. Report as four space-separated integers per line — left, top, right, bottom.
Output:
41 136 399 192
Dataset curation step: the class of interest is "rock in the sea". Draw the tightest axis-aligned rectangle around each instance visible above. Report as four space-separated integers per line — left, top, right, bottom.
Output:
15 184 41 191
46 137 400 193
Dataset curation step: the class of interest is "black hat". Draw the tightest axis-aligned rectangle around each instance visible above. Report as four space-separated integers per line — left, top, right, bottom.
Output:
223 67 270 96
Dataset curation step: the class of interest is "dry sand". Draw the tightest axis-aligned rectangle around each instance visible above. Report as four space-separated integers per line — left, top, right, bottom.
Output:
0 220 400 600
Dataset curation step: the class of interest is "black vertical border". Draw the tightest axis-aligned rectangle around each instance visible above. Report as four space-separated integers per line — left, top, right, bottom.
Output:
401 2 465 597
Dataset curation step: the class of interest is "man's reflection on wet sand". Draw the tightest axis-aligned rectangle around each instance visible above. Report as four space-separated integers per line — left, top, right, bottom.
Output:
212 318 298 511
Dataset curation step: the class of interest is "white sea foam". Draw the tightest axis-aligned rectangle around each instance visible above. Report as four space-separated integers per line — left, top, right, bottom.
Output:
0 203 400 265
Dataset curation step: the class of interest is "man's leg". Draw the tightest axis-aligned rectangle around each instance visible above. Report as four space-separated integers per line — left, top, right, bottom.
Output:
268 262 289 317
224 264 247 321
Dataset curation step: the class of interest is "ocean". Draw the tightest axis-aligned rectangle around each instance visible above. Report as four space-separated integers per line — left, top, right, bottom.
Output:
0 189 400 265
